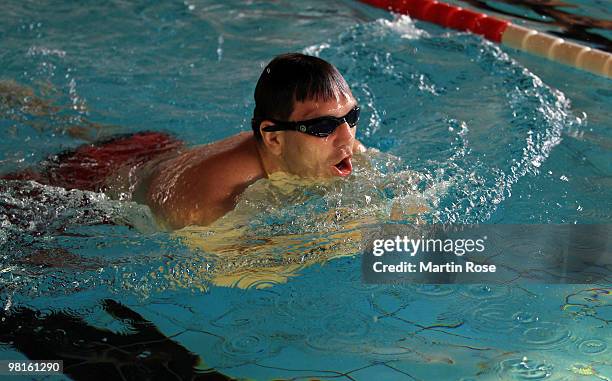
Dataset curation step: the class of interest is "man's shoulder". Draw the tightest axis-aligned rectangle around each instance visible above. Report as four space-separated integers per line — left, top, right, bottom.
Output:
145 132 264 228
196 133 263 183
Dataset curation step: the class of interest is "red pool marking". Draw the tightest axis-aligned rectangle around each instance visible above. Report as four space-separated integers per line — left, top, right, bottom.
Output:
360 0 509 42
472 16 509 42
422 2 460 25
448 9 486 32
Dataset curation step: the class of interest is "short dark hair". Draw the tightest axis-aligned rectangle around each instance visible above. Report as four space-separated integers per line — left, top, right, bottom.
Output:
251 53 351 140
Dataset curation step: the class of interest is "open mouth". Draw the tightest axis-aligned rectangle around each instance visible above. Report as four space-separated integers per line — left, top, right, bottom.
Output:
331 156 353 177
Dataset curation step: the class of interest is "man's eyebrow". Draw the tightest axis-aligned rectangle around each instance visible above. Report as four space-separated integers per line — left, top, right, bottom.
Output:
301 102 356 120
301 108 324 119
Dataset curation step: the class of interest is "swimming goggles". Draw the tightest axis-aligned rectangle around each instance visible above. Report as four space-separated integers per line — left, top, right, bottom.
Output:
258 106 360 137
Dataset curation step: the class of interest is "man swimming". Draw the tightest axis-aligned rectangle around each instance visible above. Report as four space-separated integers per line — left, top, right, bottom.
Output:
2 53 364 229
142 53 364 228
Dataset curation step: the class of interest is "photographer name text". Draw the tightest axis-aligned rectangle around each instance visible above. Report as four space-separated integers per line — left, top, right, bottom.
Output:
370 235 495 274
372 261 496 273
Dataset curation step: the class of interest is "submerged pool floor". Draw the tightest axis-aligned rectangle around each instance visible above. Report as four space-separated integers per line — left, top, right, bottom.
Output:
0 0 610 380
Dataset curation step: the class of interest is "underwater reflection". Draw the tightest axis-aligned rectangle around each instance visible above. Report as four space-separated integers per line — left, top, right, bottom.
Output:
0 299 234 380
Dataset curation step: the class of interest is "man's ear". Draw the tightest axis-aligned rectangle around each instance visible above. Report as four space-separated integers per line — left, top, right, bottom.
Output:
259 120 284 156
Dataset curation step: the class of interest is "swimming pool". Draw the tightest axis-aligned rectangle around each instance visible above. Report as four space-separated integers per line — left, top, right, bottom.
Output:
1 0 610 380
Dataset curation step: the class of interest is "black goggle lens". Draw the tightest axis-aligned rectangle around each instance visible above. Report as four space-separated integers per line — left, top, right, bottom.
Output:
260 106 360 137
308 107 360 137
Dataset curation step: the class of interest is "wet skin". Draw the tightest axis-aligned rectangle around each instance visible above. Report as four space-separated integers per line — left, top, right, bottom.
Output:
146 96 365 229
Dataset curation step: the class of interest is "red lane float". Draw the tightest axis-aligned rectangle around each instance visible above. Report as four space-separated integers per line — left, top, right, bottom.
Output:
359 0 612 78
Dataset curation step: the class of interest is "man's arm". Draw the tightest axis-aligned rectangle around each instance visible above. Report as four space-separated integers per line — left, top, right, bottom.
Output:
145 135 263 230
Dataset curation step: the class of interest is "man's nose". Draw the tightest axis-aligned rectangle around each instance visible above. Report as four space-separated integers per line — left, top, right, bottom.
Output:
332 121 354 143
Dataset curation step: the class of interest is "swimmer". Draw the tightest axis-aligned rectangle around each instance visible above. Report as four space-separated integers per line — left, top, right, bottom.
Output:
145 53 365 228
2 53 365 229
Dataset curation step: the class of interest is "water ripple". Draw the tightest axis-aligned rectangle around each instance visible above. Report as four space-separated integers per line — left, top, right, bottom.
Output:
517 322 572 350
497 357 554 380
577 339 608 355
460 284 511 300
305 311 372 352
220 332 271 361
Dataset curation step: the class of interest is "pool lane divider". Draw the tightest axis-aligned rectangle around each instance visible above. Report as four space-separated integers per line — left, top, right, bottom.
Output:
359 0 612 78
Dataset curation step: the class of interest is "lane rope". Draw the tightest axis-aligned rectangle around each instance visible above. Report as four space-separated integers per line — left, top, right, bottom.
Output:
360 0 612 78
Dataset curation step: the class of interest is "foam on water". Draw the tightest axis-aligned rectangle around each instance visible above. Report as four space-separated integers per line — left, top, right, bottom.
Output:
319 16 581 224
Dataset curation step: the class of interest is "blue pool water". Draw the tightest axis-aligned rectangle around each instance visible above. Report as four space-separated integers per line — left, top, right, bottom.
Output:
1 0 611 380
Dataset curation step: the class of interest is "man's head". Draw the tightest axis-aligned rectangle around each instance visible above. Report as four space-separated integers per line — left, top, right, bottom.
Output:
252 53 358 179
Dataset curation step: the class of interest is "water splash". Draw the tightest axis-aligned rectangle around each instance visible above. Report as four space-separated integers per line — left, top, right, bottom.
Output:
311 17 583 224
0 15 586 301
